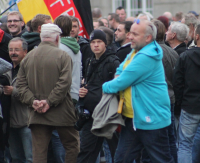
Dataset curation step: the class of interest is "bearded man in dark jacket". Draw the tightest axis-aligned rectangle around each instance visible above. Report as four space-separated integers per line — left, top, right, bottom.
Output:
77 29 120 163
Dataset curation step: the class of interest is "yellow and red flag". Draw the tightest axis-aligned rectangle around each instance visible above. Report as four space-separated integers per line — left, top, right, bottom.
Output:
16 0 93 38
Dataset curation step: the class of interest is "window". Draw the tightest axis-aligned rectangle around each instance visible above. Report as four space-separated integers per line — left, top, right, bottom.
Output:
112 0 153 17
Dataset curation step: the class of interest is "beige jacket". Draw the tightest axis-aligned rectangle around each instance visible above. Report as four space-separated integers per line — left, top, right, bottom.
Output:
16 41 77 126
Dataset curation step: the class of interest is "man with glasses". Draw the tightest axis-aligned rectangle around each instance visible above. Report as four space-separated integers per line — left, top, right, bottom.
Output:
7 11 26 37
103 19 174 163
0 37 32 162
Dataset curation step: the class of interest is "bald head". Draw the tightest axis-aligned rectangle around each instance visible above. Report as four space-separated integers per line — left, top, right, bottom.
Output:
163 12 173 21
129 20 157 51
126 16 135 22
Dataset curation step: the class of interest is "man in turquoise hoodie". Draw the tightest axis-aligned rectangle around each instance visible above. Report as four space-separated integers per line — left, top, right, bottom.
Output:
103 19 174 163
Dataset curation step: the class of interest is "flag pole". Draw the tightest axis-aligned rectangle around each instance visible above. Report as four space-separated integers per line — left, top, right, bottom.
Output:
0 2 16 16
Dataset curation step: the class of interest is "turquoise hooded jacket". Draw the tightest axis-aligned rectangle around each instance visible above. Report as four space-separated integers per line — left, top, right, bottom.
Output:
102 41 171 130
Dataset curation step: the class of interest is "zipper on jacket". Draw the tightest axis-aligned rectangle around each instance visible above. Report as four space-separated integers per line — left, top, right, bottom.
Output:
131 87 136 131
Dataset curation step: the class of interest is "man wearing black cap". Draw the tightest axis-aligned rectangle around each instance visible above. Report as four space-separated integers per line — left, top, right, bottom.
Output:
77 29 120 163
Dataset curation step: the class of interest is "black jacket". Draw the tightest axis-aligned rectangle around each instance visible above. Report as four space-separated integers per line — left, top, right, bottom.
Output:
174 42 187 56
115 43 132 63
21 32 41 52
159 42 179 105
0 29 12 63
173 47 200 114
83 50 120 112
77 36 93 78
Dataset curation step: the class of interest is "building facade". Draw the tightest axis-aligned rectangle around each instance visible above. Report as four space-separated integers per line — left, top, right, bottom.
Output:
91 0 200 18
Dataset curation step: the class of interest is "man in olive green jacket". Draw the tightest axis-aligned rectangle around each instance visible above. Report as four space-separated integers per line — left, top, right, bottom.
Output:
16 24 79 163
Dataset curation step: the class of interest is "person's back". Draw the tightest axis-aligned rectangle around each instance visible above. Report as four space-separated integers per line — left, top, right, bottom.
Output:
17 24 79 163
54 15 82 103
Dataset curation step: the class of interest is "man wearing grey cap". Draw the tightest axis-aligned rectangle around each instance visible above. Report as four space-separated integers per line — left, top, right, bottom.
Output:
16 23 79 163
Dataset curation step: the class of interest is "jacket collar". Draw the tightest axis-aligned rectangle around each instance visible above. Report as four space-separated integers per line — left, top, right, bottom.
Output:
39 41 58 48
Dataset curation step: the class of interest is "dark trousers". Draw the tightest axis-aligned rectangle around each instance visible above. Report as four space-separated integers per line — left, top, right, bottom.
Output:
142 104 177 163
114 118 174 163
30 124 79 163
77 118 118 163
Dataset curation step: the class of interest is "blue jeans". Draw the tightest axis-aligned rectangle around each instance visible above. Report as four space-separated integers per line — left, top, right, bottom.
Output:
192 123 200 163
114 118 174 163
178 110 200 163
8 127 32 163
50 130 65 163
167 104 177 163
103 139 112 163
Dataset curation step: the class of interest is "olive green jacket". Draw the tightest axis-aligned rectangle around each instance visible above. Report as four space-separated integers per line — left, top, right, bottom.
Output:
17 41 77 126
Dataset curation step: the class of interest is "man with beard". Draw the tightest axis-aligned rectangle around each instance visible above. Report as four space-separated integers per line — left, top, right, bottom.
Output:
103 20 173 163
7 11 26 38
115 21 133 62
173 23 200 163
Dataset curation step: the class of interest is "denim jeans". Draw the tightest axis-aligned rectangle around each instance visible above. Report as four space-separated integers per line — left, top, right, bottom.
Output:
8 127 32 163
178 110 200 163
167 104 177 163
103 139 112 163
114 118 174 163
192 123 200 163
50 130 65 163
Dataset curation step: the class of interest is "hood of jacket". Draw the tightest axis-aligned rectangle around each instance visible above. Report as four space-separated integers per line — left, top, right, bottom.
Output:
187 47 200 67
61 37 80 54
21 32 40 44
77 36 90 45
137 40 163 60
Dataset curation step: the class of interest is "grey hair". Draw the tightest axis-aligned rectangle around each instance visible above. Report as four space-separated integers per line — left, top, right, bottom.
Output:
138 13 151 21
183 13 198 26
145 21 157 41
40 31 60 42
8 37 28 50
171 22 189 42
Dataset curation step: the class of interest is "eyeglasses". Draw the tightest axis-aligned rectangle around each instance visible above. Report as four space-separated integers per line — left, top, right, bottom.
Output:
7 20 21 23
8 48 23 52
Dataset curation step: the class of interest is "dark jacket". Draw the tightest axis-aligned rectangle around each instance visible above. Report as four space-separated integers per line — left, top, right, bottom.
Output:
21 32 41 52
115 43 132 63
159 41 179 105
0 29 12 63
173 47 200 114
174 42 187 55
77 36 93 78
83 50 120 112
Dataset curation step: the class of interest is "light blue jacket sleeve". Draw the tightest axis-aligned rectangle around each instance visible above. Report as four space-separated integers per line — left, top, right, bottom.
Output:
102 53 156 93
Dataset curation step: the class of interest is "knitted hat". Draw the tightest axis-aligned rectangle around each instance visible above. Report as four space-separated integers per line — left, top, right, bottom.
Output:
90 29 107 45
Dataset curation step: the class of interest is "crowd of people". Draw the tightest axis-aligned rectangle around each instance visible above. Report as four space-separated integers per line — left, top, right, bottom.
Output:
0 5 200 163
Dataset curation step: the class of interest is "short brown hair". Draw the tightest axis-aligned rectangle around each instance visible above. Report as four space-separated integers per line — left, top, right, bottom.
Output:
54 15 72 37
108 13 120 23
7 11 23 21
70 16 79 26
152 19 165 42
31 14 51 32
